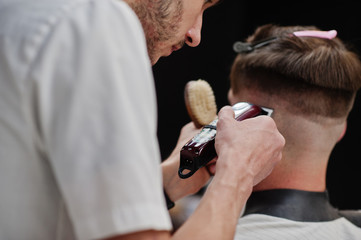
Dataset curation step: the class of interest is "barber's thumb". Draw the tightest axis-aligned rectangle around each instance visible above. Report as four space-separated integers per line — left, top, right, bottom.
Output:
218 106 235 120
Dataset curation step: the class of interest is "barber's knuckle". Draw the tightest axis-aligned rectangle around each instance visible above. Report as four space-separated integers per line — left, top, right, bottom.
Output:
279 134 286 148
217 116 231 130
216 118 225 129
263 116 276 127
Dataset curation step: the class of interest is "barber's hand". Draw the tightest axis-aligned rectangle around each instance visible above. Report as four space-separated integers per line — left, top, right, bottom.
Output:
162 122 215 202
214 106 285 187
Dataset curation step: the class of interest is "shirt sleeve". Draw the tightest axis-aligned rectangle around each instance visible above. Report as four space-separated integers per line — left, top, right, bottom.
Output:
28 0 172 239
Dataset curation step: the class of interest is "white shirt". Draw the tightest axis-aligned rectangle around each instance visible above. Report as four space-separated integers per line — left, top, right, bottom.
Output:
235 214 361 240
0 0 171 239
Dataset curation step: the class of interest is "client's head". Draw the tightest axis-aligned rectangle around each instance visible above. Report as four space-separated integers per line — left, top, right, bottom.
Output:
228 24 361 190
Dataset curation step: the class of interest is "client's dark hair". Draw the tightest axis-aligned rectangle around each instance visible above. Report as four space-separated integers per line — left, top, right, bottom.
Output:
230 24 361 118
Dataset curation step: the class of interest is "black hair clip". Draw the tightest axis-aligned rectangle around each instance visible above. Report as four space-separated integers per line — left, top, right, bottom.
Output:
233 37 278 53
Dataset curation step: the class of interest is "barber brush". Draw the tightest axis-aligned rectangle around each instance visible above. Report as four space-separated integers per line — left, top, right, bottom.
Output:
184 79 217 128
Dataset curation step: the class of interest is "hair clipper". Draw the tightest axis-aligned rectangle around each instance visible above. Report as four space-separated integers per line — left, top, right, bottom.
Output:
178 102 273 179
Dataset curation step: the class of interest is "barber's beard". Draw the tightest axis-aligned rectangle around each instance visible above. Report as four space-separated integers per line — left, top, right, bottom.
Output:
128 0 184 64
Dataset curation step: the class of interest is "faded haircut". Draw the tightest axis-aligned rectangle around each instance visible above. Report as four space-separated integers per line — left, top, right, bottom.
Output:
230 24 361 118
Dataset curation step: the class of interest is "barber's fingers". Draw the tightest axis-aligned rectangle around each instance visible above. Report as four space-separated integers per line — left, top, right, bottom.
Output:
248 116 285 185
214 112 285 185
253 147 283 186
205 158 217 176
217 106 235 124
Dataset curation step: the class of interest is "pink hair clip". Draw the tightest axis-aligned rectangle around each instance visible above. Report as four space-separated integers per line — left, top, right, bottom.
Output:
293 30 337 39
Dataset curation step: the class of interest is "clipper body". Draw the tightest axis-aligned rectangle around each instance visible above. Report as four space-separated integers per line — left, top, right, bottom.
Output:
178 102 273 179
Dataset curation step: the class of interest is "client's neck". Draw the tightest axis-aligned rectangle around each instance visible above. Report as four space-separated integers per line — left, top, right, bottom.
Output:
252 158 328 192
252 112 343 193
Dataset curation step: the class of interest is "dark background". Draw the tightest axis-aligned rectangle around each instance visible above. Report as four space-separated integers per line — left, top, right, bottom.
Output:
153 0 361 210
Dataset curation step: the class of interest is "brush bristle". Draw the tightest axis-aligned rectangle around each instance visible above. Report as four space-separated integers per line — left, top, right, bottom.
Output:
184 79 217 127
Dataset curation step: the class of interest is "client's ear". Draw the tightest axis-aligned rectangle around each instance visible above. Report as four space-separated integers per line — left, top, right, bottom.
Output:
337 122 347 142
227 89 236 105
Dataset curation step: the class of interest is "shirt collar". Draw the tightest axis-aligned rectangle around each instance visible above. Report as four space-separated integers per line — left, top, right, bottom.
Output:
243 189 340 222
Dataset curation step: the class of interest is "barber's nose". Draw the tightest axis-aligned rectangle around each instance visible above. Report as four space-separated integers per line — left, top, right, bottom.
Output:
185 15 202 47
